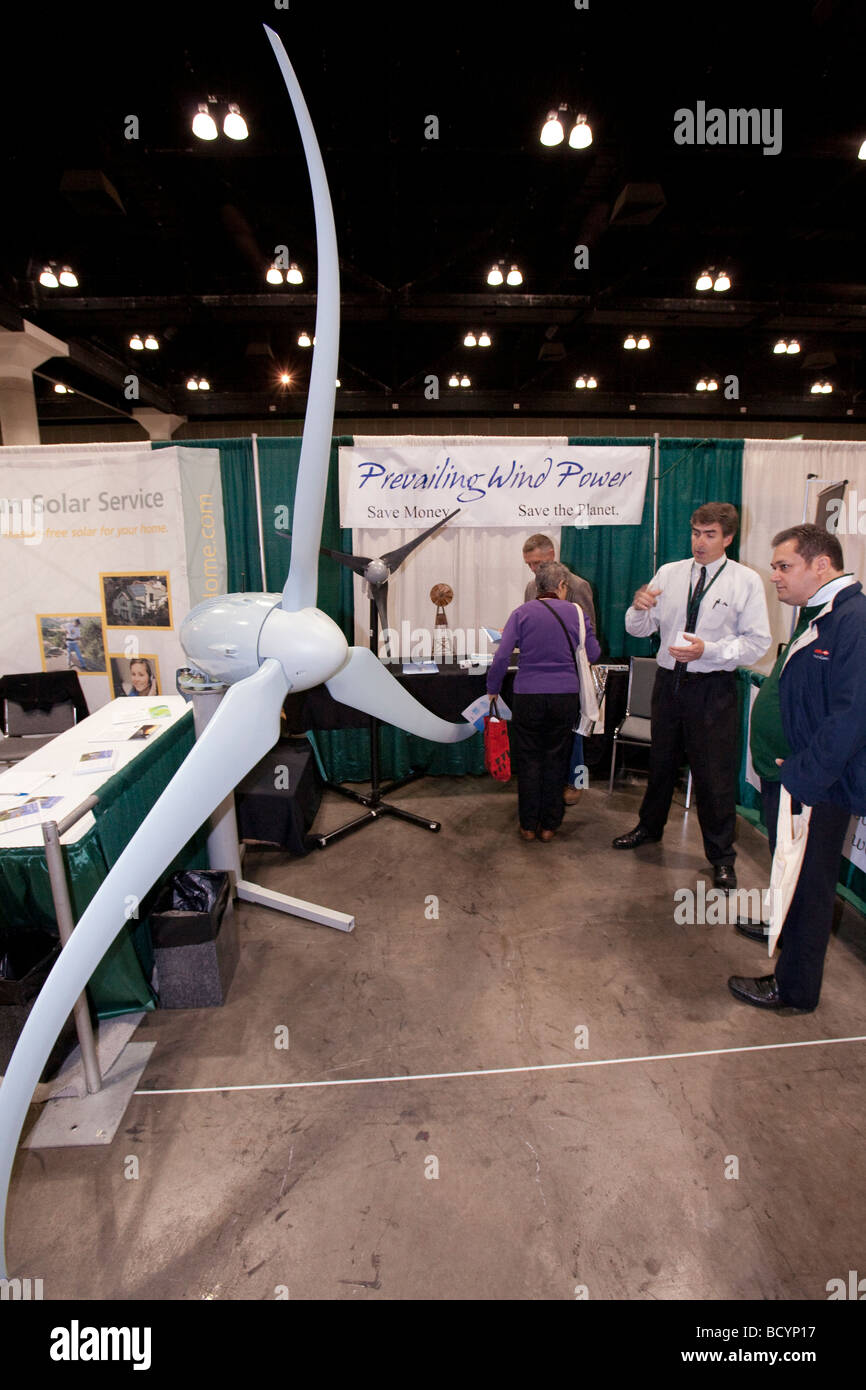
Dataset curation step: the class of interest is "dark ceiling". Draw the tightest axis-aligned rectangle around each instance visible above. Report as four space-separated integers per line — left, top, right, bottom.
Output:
3 0 866 429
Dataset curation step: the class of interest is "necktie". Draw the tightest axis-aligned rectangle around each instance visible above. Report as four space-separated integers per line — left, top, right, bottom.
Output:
674 565 706 685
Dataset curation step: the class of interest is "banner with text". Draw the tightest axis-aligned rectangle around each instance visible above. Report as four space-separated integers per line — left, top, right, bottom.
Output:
0 445 225 711
339 441 651 529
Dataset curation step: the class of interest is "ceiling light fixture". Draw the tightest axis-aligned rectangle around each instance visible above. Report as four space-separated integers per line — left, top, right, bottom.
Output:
586 376 597 389
773 339 788 354
706 378 719 390
186 378 199 391
286 263 303 284
486 264 504 286
695 271 713 291
198 378 210 391
575 376 587 389
786 339 800 354
568 114 592 149
58 266 79 288
540 108 565 146
478 330 491 347
144 334 159 350
297 331 312 347
713 272 731 292
39 266 59 288
463 331 477 347
279 372 291 385
460 374 471 387
192 103 218 141
129 334 144 351
696 378 707 391
623 333 637 350
810 380 833 394
448 373 459 387
223 103 248 140
859 138 866 160
266 265 283 285
637 334 651 349
506 264 523 286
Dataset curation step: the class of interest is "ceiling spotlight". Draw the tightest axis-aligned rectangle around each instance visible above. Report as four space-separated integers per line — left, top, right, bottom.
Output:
695 271 713 291
279 372 291 385
822 381 833 393
810 381 822 394
586 376 597 389
487 264 504 286
540 109 565 146
575 376 587 389
286 263 303 284
623 334 637 350
129 334 144 351
463 331 477 347
186 378 199 390
460 374 471 387
198 378 210 391
266 265 284 285
53 383 68 393
713 272 731 292
706 378 719 391
223 103 248 140
506 264 523 286
478 330 491 347
144 334 159 350
39 267 59 288
696 378 707 391
58 266 78 287
637 334 651 349
297 331 312 347
448 373 459 387
192 103 218 141
786 339 800 354
568 114 592 149
773 339 788 354
335 378 341 388
859 138 866 160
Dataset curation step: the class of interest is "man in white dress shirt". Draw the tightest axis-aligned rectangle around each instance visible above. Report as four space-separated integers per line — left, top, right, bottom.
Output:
612 503 771 890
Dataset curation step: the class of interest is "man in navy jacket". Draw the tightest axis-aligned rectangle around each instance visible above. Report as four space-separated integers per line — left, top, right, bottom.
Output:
729 524 866 1012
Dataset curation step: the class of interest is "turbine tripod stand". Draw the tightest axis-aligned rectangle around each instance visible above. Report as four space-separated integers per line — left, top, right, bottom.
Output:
314 595 441 847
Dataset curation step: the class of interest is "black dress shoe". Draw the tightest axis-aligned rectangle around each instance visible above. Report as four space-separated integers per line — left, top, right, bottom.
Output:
612 825 662 850
713 863 737 891
734 919 769 944
727 974 813 1012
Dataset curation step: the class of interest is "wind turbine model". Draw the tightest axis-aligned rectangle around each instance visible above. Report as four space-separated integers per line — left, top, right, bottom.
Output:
0 26 475 1279
322 507 460 660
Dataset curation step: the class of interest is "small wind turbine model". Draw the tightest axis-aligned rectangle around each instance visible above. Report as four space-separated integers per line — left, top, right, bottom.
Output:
0 26 475 1278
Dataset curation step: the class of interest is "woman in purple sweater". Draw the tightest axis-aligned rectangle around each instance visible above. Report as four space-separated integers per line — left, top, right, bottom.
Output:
487 561 600 841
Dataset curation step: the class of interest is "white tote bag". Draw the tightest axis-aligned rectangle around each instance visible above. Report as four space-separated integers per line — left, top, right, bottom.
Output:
573 604 601 736
765 785 812 957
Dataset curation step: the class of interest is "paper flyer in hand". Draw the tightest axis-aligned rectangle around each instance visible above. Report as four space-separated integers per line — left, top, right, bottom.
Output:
462 693 512 731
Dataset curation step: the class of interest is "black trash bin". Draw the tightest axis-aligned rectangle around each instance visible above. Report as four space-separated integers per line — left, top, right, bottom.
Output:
148 871 237 1008
0 929 80 1081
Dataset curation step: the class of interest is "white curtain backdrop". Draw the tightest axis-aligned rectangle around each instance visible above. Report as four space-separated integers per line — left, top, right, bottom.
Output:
351 435 568 658
740 440 866 672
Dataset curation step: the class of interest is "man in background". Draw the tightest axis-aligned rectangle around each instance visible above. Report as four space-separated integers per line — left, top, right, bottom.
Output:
729 523 866 1012
522 534 597 805
613 503 771 890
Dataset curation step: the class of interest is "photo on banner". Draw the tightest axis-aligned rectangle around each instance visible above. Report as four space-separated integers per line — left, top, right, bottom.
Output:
36 612 107 675
109 654 161 698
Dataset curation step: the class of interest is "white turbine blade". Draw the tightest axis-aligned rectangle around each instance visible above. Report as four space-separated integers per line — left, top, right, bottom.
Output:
326 647 477 743
0 659 289 1276
264 27 339 614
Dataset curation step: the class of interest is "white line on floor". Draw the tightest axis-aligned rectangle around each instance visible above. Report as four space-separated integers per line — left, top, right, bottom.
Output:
135 1034 866 1096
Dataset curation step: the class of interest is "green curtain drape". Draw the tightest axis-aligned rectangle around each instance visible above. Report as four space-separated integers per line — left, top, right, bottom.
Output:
657 438 743 567
154 437 262 593
560 436 655 659
257 436 355 637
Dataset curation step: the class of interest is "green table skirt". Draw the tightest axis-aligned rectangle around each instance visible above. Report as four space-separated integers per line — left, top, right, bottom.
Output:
0 711 207 1016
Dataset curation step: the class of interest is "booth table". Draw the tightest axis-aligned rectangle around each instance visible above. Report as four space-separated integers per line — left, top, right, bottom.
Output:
0 697 204 1015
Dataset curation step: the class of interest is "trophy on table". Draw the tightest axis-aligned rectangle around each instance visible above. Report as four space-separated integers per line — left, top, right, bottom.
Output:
430 582 454 662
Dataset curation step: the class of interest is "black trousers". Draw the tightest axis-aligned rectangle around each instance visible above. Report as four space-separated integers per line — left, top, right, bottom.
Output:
511 692 579 831
639 667 738 865
760 777 851 1010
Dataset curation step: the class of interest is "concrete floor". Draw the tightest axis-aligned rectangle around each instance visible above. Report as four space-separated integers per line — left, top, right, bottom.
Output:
7 775 866 1301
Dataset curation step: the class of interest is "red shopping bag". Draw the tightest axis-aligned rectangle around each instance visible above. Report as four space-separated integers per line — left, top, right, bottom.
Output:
484 702 511 782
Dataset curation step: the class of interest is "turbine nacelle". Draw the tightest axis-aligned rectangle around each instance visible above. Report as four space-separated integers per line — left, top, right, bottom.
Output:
181 593 349 689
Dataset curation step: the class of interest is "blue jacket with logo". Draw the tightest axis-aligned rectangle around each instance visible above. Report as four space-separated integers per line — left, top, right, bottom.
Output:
778 580 866 813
